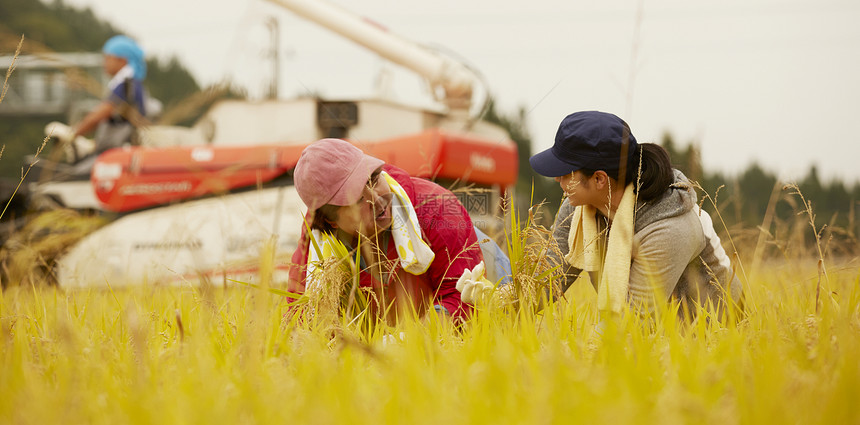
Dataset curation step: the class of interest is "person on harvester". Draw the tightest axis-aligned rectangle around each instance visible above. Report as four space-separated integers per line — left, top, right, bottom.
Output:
287 138 505 323
58 35 149 163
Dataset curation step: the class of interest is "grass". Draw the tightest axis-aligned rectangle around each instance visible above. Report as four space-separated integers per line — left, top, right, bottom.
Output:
0 35 23 220
1 259 858 424
2 186 860 424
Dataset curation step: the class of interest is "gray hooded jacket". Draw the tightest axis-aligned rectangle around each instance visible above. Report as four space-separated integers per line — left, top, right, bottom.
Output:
549 170 743 319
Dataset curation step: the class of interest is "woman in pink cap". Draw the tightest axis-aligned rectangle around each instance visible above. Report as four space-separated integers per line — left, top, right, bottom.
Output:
287 138 485 323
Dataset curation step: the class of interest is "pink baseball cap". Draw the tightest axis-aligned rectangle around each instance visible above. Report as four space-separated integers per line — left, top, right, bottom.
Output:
294 138 385 211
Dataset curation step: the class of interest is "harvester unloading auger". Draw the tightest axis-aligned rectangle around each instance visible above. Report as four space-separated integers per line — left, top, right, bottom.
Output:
0 0 518 288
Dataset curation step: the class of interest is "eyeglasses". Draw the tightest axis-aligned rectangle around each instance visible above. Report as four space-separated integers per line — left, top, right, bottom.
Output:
355 170 383 205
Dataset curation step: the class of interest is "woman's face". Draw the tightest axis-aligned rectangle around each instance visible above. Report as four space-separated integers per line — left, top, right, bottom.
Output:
556 171 600 208
103 54 127 76
330 170 393 239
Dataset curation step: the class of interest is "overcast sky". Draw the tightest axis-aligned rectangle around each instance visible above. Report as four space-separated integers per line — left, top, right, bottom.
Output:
60 0 860 183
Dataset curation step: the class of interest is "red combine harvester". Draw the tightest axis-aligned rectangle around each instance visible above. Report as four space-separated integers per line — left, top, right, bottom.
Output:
9 0 519 288
93 129 516 214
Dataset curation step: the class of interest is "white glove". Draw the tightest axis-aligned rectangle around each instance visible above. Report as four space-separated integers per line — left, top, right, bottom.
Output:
46 121 75 144
593 319 606 337
455 261 495 305
45 121 95 162
382 332 406 347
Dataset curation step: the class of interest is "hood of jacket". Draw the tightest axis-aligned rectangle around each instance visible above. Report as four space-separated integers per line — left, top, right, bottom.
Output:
634 169 698 233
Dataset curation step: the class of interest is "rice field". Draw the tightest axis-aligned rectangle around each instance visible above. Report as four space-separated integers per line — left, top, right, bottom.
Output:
2 38 859 425
1 253 858 424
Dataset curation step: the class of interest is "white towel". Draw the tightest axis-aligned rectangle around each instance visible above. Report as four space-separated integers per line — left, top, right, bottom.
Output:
106 64 136 93
380 171 435 274
565 184 636 314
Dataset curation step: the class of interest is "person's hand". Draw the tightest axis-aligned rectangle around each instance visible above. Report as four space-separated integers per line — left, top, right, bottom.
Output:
46 121 75 145
455 261 495 305
45 121 91 162
382 332 406 347
593 319 606 337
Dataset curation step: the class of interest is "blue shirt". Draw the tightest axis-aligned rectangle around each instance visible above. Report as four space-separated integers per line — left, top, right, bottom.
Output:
107 78 146 120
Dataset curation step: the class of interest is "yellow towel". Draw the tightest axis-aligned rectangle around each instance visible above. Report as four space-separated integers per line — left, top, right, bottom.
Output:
564 184 636 314
307 171 435 290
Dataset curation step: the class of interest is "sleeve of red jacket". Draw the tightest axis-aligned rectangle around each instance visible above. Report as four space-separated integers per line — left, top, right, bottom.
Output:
287 213 311 294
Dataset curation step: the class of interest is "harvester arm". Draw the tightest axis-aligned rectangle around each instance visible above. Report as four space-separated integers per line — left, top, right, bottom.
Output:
264 0 480 119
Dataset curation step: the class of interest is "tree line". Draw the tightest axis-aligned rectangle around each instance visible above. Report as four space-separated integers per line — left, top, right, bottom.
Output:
663 135 859 256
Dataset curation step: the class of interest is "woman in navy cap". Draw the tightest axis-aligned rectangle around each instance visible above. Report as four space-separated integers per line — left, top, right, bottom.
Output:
460 110 743 322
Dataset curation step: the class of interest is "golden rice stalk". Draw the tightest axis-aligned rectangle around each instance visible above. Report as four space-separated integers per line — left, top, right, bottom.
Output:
0 209 105 287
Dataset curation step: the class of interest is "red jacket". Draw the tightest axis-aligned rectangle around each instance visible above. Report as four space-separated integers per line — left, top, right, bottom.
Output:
288 164 480 320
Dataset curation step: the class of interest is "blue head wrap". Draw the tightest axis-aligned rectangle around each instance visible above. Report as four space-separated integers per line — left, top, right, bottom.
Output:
102 35 146 80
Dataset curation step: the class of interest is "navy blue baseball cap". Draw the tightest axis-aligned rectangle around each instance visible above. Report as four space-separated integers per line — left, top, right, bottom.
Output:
530 111 638 177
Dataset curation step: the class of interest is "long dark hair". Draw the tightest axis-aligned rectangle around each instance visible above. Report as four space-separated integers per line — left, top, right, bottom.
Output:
580 143 674 202
310 204 340 234
628 143 674 201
